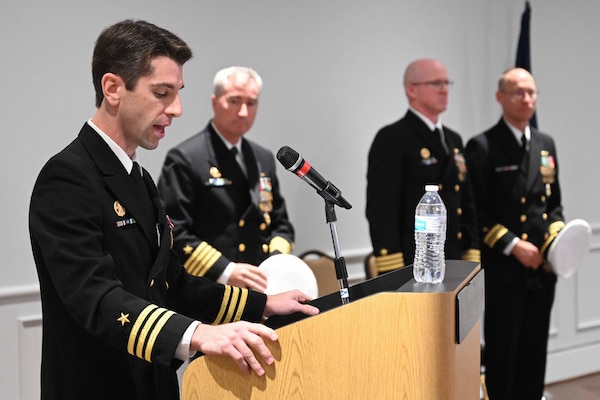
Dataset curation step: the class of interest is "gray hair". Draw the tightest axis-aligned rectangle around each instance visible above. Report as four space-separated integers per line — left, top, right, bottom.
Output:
213 66 263 97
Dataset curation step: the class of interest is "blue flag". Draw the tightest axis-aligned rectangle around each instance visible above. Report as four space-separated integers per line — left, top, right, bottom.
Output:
515 1 537 128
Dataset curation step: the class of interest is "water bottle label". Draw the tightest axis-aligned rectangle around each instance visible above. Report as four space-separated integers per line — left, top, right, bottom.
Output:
414 215 446 233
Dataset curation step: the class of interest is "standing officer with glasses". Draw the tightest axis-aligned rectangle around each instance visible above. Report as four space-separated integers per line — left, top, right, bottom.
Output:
465 67 564 400
366 58 480 276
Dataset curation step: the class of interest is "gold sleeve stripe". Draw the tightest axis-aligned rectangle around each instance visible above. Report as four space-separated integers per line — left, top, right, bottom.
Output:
144 310 175 362
484 224 509 248
213 285 232 324
128 304 158 356
213 285 250 324
541 221 566 257
376 252 404 273
462 249 481 263
548 221 566 235
269 236 293 254
223 286 241 323
127 305 176 362
135 307 167 360
233 289 249 322
183 242 222 277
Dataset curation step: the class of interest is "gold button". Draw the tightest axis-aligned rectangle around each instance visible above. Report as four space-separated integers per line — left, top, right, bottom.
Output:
238 219 245 228
454 184 460 192
544 233 549 240
520 214 527 223
483 227 489 233
238 243 246 252
457 207 463 216
259 223 267 231
262 244 269 253
380 248 388 256
521 197 526 204
521 233 529 240
457 232 463 239
438 184 443 191
150 279 155 287
542 213 548 221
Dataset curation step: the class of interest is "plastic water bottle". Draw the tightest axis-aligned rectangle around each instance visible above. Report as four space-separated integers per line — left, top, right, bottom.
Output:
413 185 447 283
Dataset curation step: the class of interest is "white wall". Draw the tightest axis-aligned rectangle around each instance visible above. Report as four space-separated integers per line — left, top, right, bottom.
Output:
2 0 600 398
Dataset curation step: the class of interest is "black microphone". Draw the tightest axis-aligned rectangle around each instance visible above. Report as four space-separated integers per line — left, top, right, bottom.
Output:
276 146 352 209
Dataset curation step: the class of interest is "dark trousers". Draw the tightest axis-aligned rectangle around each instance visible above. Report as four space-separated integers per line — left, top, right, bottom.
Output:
484 281 555 400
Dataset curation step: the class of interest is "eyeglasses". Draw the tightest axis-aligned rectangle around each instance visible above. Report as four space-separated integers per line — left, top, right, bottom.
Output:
411 80 454 89
503 89 538 101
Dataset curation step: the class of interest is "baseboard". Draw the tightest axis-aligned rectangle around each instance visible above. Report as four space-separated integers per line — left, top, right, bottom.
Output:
546 342 600 384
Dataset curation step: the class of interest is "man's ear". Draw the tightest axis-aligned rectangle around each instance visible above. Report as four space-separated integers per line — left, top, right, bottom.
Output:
101 73 124 106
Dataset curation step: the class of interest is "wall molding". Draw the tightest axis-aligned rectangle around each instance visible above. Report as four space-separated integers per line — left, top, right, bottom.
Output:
0 284 40 305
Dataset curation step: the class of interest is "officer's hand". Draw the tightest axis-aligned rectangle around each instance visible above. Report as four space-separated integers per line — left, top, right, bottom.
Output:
228 263 268 292
512 240 543 270
190 321 277 376
263 290 320 318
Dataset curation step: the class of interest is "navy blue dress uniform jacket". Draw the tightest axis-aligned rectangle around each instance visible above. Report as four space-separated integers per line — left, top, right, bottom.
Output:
29 123 266 400
157 123 294 280
366 110 480 274
465 118 564 287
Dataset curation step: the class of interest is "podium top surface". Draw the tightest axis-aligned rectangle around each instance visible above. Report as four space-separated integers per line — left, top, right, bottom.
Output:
266 260 480 330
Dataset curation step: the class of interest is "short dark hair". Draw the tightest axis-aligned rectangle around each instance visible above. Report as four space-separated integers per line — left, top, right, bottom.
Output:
92 19 193 107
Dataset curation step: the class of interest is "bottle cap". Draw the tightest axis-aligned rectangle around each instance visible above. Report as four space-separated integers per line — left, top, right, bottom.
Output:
425 184 439 192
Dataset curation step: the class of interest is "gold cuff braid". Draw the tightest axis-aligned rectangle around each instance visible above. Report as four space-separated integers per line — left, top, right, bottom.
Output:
269 236 293 254
375 252 405 273
462 248 481 263
484 224 509 248
540 220 566 258
183 242 221 277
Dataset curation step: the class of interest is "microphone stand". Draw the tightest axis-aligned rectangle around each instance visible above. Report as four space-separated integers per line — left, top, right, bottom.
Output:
324 200 350 304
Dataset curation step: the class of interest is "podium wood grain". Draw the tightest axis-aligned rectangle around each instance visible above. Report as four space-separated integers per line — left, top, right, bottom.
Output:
182 264 481 400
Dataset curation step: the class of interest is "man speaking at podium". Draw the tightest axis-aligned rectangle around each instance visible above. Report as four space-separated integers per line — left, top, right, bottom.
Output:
29 20 317 400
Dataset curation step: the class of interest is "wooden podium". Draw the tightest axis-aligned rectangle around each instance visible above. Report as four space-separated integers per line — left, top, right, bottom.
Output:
182 260 484 399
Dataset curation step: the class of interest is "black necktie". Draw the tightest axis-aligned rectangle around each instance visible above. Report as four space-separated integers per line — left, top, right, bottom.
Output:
130 161 143 182
520 135 529 177
521 134 529 152
230 147 247 176
433 128 448 154
130 161 158 249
